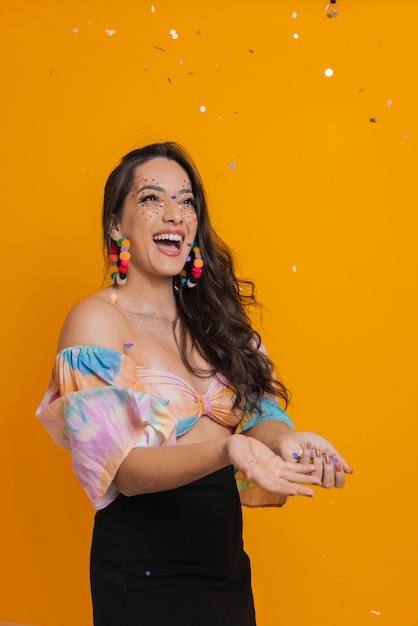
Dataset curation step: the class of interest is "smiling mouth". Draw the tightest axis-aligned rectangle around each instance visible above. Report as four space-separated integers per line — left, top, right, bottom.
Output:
152 233 183 250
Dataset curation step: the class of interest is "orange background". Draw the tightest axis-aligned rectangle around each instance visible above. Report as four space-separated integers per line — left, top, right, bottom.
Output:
1 1 417 625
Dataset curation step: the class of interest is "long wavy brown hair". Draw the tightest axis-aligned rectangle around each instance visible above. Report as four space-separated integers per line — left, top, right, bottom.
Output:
102 142 290 414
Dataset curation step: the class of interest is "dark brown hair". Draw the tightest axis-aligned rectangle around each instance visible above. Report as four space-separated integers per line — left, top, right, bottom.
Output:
102 142 290 413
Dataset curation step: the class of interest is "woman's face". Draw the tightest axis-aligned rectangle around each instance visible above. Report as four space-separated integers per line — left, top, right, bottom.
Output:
112 157 198 282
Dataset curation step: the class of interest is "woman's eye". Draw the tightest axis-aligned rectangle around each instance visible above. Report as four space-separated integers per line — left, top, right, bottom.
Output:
140 194 160 203
182 197 196 208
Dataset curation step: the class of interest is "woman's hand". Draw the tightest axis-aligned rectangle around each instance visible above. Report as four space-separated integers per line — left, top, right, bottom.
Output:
227 434 322 498
275 430 353 489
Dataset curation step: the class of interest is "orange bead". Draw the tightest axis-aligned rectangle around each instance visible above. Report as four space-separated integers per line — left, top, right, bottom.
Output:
119 251 131 261
194 259 204 268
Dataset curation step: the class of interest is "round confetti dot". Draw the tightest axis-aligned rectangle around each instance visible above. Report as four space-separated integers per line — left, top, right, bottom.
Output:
199 105 206 112
386 99 392 106
292 11 298 18
170 29 179 39
72 28 79 33
230 163 235 169
293 33 299 39
324 67 334 77
151 5 155 12
292 265 297 272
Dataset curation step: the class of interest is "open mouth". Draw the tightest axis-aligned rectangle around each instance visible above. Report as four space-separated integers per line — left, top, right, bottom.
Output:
152 233 183 252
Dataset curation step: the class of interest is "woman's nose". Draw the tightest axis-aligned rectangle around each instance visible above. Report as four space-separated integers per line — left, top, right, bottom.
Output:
163 196 183 222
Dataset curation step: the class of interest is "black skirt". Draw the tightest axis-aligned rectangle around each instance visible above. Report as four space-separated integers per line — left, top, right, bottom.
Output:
90 465 256 626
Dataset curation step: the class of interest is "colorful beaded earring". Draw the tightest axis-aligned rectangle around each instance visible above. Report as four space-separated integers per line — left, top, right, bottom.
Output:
179 242 204 288
109 237 131 285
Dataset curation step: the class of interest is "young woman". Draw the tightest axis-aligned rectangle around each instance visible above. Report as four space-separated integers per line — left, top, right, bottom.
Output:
37 142 352 626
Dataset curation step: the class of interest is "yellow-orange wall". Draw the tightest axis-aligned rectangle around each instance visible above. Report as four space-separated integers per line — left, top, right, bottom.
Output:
2 1 417 624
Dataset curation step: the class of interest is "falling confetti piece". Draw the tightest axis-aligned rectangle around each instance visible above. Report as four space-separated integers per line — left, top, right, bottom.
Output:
196 30 202 35
123 343 134 349
370 610 381 616
145 570 151 576
230 163 235 169
72 28 79 33
292 11 298 18
106 29 116 36
369 118 377 123
151 5 155 12
249 49 255 53
293 33 299 39
170 29 179 39
386 99 393 106
326 2 339 18
199 105 206 112
324 67 334 77
155 46 165 52
292 265 297 272
179 58 183 64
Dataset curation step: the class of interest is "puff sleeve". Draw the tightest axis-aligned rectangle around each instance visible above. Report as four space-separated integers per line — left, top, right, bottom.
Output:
36 346 175 510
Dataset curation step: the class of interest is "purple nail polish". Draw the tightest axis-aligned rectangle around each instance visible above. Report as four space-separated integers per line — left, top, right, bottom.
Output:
292 452 300 460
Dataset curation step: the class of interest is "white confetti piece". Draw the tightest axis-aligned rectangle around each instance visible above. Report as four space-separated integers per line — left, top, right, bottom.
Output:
324 67 334 77
292 11 298 18
292 265 297 272
170 29 179 39
386 99 393 106
72 28 79 33
151 5 155 12
199 105 206 112
106 29 116 36
370 610 381 616
293 33 299 39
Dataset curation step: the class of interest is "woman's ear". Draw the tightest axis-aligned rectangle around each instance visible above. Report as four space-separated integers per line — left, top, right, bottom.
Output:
110 224 121 241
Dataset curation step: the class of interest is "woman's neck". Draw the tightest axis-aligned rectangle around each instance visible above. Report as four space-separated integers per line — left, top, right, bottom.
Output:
112 274 178 321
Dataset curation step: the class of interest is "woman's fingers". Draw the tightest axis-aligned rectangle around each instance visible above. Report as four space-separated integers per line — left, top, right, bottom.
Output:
298 442 347 489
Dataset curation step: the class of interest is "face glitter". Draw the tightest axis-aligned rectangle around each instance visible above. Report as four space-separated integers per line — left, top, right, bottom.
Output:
131 175 196 223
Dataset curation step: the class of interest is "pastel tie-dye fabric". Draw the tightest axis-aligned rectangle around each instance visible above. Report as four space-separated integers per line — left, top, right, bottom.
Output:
36 345 294 509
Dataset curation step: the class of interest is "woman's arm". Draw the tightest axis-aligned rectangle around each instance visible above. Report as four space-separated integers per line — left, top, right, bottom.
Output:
114 433 322 498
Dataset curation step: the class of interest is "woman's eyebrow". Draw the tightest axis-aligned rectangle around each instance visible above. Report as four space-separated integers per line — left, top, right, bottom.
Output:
178 186 193 194
137 184 164 193
136 184 193 195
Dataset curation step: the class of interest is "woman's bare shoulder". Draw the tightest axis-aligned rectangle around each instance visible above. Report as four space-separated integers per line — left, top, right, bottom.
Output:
58 288 126 352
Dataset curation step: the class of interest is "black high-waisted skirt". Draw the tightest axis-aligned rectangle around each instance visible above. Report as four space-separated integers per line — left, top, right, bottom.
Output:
90 465 256 626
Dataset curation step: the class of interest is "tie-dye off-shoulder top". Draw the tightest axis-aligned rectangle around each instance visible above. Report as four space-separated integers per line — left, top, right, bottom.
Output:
36 345 294 510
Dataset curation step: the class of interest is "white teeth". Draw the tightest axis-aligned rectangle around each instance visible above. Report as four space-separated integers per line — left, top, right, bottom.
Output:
153 233 183 242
